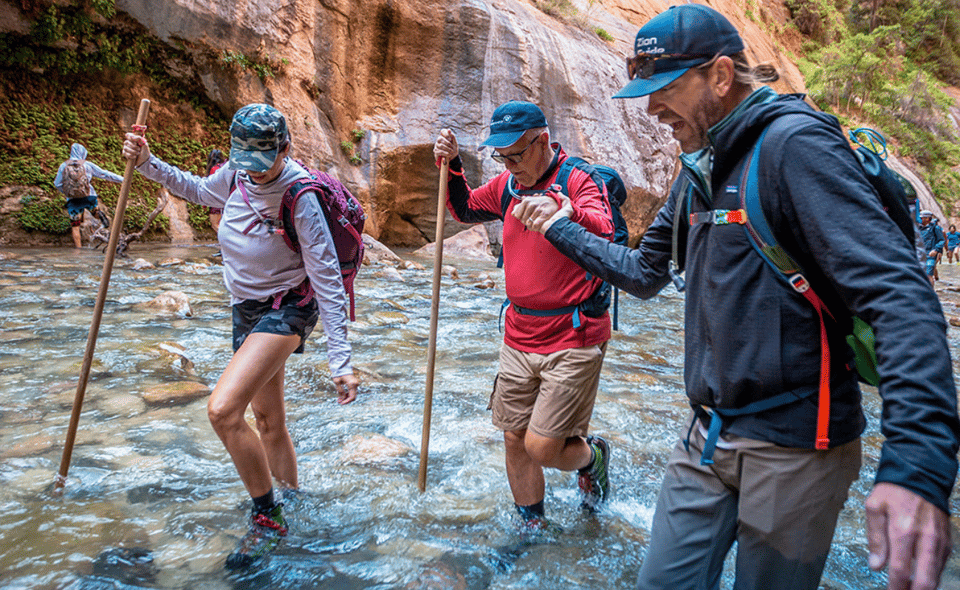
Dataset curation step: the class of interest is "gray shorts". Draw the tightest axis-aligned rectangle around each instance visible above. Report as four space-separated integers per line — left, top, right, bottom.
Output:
232 292 319 354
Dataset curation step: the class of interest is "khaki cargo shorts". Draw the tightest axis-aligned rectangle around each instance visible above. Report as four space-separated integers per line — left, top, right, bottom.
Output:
491 342 607 439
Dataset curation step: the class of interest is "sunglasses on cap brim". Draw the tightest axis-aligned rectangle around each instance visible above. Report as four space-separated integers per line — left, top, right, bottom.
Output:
625 52 716 80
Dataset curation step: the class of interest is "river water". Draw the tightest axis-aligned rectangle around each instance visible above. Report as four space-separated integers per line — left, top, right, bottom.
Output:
0 244 957 590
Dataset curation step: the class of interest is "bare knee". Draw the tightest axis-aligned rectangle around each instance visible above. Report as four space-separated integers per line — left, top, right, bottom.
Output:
207 398 245 435
525 439 563 466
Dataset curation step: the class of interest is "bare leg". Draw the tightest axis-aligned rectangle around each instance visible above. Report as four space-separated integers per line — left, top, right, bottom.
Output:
524 431 592 471
208 332 301 498
251 368 298 489
503 429 545 507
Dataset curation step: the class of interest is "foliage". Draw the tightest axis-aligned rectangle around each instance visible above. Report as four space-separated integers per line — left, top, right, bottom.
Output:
220 50 279 83
794 0 960 212
0 69 230 236
595 27 614 42
351 128 367 142
339 140 355 156
16 193 71 233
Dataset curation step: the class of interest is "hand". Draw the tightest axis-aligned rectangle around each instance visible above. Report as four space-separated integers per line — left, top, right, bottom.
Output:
511 192 574 234
433 128 459 165
865 482 952 590
121 132 151 167
333 373 360 405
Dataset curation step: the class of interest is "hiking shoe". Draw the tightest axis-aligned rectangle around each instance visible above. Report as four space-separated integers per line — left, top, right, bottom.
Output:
578 435 610 512
225 504 288 569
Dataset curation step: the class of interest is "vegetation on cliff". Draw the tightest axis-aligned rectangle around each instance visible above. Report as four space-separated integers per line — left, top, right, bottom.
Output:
0 0 230 239
790 0 960 213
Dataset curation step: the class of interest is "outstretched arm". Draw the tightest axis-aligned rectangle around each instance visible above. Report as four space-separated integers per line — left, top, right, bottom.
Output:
514 191 675 299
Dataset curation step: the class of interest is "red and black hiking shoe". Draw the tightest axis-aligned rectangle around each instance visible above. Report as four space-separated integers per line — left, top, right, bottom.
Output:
578 435 610 512
225 504 288 569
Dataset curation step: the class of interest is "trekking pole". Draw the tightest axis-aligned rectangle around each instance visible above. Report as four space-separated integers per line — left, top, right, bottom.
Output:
55 98 151 489
418 158 448 493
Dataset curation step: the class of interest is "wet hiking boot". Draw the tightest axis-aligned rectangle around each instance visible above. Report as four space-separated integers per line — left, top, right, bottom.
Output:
578 435 610 512
225 504 288 569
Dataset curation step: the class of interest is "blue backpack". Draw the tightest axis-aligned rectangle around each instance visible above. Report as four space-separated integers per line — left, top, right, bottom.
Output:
498 157 629 330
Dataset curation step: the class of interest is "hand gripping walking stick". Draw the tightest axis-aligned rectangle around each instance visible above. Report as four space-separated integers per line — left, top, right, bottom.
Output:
55 99 151 489
418 158 449 492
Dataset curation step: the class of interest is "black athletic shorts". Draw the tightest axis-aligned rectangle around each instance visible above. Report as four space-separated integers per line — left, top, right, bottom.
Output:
232 291 319 354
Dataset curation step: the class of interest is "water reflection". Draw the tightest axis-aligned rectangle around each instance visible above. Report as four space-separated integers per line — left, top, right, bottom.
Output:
0 245 957 589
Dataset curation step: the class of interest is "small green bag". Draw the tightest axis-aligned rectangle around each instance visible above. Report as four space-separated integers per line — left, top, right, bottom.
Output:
846 316 879 386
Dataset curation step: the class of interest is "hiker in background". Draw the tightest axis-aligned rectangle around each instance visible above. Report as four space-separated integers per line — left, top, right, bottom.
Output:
920 211 945 286
54 142 123 248
946 223 960 264
122 103 360 569
513 5 958 589
432 101 615 532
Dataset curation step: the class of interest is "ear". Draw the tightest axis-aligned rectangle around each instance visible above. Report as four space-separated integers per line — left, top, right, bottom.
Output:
712 56 736 98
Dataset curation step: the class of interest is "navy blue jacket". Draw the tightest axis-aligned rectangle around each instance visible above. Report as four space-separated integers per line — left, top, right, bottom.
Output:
546 89 959 513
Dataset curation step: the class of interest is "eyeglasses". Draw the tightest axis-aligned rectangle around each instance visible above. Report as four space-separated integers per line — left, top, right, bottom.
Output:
625 52 714 80
491 133 541 164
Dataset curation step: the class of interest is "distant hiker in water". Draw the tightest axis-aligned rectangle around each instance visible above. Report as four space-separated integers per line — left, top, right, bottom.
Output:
122 103 360 569
54 142 122 248
432 101 615 533
946 223 960 264
513 5 958 589
919 210 945 287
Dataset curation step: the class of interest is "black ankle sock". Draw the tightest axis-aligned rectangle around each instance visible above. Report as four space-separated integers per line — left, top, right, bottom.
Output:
515 500 545 521
579 440 598 473
252 490 275 514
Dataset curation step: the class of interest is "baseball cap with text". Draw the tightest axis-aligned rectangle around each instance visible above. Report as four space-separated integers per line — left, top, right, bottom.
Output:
229 104 289 172
614 4 745 99
479 101 549 149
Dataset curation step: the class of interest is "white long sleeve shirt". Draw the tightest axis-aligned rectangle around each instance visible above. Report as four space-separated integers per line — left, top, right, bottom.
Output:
137 155 352 377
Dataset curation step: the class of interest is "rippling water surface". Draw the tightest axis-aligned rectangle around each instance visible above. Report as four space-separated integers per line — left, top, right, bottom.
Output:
0 244 958 589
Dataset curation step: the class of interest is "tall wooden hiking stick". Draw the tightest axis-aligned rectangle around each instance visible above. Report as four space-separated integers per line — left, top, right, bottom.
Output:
55 99 151 489
418 158 449 492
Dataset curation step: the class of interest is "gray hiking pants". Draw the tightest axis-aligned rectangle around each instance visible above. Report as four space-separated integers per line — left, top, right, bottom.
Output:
636 423 861 590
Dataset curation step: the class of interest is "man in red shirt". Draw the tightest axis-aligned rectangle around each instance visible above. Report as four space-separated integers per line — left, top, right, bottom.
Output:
433 101 615 529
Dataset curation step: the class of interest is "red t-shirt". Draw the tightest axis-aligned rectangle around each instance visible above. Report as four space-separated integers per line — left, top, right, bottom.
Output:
446 146 614 353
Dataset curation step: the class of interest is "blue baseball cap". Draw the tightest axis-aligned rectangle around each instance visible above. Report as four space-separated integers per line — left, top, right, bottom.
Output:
229 104 289 172
614 4 745 99
479 101 548 149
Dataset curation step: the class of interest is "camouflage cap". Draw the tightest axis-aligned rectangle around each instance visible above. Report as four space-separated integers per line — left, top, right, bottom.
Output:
229 104 288 172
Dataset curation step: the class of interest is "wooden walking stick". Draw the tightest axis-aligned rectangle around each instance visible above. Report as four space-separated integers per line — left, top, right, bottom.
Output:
55 98 151 489
418 158 449 492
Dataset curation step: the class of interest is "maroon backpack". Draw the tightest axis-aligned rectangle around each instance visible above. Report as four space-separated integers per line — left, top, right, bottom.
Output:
279 168 365 321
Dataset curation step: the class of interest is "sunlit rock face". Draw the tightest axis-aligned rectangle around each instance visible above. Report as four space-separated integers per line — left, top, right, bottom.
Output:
116 0 686 246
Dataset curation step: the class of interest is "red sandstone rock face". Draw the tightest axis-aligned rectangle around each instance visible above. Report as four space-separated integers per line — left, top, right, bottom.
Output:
106 0 942 245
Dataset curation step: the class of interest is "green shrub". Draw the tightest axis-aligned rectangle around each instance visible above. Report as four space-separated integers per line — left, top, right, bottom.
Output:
595 27 613 42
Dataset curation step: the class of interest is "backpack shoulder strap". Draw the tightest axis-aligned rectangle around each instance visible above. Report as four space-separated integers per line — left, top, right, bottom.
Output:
279 178 322 253
739 122 832 451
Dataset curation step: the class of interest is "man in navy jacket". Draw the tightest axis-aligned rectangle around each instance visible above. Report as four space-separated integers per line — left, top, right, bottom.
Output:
514 4 958 589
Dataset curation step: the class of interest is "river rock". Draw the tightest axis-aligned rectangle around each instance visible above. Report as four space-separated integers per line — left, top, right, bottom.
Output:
473 279 495 289
949 316 960 327
338 434 413 466
400 260 425 271
372 266 405 282
132 258 155 270
362 234 404 266
142 381 210 405
413 225 495 262
138 291 193 317
157 258 184 267
442 265 459 279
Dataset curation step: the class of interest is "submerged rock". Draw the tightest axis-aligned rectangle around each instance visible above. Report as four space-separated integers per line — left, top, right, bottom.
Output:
92 547 158 585
142 381 210 405
137 291 193 317
338 434 413 466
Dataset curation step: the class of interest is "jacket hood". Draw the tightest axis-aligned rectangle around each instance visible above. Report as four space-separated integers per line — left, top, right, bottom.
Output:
709 91 841 192
69 143 88 160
